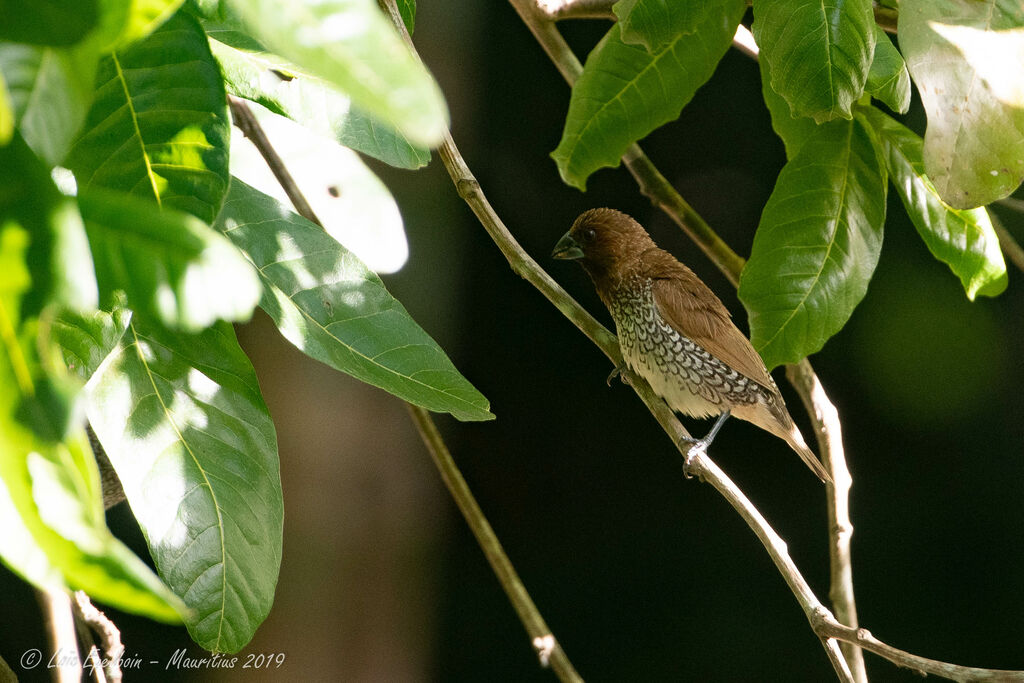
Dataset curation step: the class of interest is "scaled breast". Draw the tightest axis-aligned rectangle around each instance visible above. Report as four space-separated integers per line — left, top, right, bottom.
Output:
608 277 762 419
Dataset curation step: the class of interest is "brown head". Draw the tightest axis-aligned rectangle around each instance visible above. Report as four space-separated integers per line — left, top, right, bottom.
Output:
551 208 656 289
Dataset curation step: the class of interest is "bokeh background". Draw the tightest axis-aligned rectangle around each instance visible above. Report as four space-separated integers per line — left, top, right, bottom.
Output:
3 2 1024 681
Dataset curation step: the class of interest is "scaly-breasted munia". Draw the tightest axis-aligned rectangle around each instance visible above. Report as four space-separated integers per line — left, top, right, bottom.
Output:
552 208 830 483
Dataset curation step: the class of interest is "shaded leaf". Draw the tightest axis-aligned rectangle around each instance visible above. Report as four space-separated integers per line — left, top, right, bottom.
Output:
83 316 282 652
865 25 910 114
859 106 1006 299
0 43 99 166
67 11 230 223
214 0 448 148
229 103 408 273
752 0 875 122
552 0 745 190
214 180 494 422
899 0 1024 208
0 0 98 46
613 0 717 51
397 0 415 34
759 56 816 159
77 188 260 331
738 119 887 369
209 37 429 170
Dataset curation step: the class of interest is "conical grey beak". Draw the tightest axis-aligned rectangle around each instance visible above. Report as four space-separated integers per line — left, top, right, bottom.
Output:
551 231 584 260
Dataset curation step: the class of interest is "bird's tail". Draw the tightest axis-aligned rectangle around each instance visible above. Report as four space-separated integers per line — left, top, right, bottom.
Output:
784 423 831 484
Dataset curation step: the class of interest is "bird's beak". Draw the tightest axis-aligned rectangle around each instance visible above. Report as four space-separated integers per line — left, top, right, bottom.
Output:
551 231 584 260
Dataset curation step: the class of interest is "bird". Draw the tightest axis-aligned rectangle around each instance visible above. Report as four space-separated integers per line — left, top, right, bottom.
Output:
552 208 830 483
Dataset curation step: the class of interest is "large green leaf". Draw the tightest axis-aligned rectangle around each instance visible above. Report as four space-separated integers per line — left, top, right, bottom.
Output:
738 119 887 369
230 104 409 273
0 139 183 621
0 71 12 145
612 0 717 52
899 0 1024 209
77 188 260 331
752 0 875 123
214 180 494 422
66 11 230 223
212 0 447 148
865 25 910 114
552 0 745 190
82 315 283 652
209 37 429 170
759 57 817 160
0 43 99 166
0 0 98 46
859 106 1007 299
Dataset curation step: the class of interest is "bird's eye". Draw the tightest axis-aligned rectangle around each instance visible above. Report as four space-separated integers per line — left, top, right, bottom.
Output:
582 228 597 242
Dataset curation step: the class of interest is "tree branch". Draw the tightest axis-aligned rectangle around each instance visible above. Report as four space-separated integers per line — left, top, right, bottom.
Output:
397 1 1024 680
991 202 1024 275
229 94 583 681
36 588 80 683
535 0 615 20
73 592 124 683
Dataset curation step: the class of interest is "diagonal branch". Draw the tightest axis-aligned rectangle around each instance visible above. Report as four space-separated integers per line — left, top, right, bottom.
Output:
229 95 582 682
384 2 1024 681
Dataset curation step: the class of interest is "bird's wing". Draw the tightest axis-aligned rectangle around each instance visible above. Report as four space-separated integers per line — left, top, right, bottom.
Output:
649 263 776 391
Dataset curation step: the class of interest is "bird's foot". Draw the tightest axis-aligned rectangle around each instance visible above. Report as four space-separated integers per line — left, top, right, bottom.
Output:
678 436 708 478
606 364 628 387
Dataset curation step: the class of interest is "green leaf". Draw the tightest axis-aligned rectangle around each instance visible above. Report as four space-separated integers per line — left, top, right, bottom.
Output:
209 38 429 170
865 25 910 114
613 0 717 52
214 179 495 422
0 182 183 622
214 0 448 148
0 135 97 316
752 0 875 122
77 188 260 331
899 0 1024 208
0 0 98 46
229 103 409 273
759 56 817 160
396 0 415 34
0 43 99 166
66 11 230 223
738 119 887 369
859 106 1007 299
53 306 131 381
552 0 745 190
103 0 186 50
82 315 282 652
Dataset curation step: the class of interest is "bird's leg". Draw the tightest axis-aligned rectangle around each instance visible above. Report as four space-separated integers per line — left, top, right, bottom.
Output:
679 411 731 469
606 364 628 387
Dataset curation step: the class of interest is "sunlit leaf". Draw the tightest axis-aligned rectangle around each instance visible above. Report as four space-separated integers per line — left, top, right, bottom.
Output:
83 315 282 652
859 106 1006 299
899 0 1024 208
214 180 495 422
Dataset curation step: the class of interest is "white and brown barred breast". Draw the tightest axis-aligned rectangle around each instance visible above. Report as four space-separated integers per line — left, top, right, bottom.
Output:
608 277 774 419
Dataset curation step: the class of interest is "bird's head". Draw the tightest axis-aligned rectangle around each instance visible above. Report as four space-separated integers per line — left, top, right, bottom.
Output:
551 208 655 281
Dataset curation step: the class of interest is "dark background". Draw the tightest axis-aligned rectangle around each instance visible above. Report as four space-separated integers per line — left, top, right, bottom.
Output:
3 2 1024 681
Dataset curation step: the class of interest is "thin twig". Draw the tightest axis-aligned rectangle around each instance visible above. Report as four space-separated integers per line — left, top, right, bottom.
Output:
230 92 584 681
536 0 615 20
406 405 583 681
36 588 81 683
73 592 124 683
